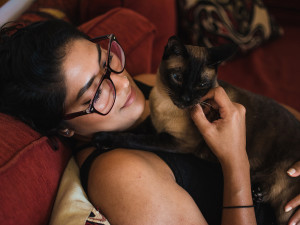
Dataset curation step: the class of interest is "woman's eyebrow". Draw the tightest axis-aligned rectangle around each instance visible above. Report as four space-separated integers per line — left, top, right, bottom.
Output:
96 43 102 65
76 44 102 101
76 75 96 101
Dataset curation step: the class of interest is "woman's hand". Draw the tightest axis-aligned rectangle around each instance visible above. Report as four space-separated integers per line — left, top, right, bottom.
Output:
190 86 247 164
286 161 300 225
191 87 256 224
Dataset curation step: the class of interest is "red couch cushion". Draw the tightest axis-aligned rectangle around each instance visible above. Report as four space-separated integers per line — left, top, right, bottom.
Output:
219 25 300 112
264 0 300 26
79 0 177 73
0 113 71 225
79 8 156 76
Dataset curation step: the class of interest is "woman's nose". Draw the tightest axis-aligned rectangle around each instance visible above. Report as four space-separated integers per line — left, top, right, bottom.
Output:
110 72 130 90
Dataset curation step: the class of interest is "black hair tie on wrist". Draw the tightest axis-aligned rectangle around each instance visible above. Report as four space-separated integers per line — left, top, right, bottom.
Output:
223 205 255 209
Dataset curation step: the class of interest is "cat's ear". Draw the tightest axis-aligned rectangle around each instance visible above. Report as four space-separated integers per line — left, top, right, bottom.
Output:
207 43 238 66
162 35 188 60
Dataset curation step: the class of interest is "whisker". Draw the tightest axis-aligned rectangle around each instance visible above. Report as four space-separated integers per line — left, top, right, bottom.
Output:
165 87 172 96
199 101 218 113
200 101 214 108
199 101 220 122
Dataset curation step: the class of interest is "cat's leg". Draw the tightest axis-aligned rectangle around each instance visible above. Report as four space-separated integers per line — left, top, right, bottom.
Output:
272 180 299 225
262 163 300 225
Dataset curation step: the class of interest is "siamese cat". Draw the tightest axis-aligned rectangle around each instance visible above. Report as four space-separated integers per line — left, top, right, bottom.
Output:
93 36 300 224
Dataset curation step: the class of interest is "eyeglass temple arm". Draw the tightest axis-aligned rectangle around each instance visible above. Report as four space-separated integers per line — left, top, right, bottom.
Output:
90 34 113 42
63 110 88 120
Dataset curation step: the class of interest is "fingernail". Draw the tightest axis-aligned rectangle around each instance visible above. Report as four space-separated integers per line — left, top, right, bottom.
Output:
285 206 292 212
287 168 296 176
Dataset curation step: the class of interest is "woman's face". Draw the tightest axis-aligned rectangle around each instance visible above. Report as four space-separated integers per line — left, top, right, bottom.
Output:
62 38 145 138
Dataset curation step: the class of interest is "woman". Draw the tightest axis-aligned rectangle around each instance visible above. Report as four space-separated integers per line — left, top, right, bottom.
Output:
0 19 299 225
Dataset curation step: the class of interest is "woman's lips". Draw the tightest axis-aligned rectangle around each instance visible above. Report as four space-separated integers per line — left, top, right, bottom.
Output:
122 86 136 109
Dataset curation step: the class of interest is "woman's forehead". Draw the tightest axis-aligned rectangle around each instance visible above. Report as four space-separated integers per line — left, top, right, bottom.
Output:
62 39 99 106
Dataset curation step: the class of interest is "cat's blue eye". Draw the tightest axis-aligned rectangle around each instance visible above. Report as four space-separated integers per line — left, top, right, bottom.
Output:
171 73 183 84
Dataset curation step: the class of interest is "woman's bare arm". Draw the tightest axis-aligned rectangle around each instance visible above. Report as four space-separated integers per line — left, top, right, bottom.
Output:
191 87 256 225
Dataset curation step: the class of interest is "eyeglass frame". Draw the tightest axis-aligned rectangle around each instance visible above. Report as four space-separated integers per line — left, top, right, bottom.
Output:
63 34 125 120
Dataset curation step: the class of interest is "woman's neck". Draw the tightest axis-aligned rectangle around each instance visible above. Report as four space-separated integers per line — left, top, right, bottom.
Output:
129 99 150 130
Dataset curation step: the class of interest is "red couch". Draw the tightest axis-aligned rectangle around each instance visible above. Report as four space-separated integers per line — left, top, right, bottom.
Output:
219 0 300 112
0 1 176 224
0 0 299 224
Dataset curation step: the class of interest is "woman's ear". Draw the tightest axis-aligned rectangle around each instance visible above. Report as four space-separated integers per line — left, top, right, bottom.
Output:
58 128 75 137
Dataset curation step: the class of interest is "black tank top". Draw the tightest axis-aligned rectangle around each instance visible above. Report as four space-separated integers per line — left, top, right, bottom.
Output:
79 80 277 225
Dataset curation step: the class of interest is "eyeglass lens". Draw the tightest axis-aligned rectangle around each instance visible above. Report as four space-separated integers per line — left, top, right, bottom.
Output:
92 78 116 114
91 38 124 114
99 39 125 73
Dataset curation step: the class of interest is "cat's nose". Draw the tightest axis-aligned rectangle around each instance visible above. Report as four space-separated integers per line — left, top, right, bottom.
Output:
181 95 191 103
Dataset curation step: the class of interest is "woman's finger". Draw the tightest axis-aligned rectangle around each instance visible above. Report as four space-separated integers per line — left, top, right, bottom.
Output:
201 86 233 112
285 194 300 213
190 104 212 134
287 161 300 177
287 206 300 225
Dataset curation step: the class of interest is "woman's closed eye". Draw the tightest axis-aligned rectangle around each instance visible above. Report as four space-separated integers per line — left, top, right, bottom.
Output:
83 100 91 106
94 88 101 102
83 88 102 107
102 60 107 69
109 54 113 62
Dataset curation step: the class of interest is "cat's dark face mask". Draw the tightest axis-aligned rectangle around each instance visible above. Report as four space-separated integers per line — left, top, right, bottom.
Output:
159 35 237 109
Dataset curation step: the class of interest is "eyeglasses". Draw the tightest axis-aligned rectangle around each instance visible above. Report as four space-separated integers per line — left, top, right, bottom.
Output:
63 34 125 120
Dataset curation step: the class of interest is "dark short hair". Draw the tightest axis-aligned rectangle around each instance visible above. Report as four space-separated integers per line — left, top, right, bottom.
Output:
0 19 89 135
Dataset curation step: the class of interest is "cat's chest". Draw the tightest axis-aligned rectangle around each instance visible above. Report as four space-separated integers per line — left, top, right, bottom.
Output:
149 86 201 149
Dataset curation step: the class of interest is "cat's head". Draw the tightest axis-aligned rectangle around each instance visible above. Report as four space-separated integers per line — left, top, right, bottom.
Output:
158 36 237 109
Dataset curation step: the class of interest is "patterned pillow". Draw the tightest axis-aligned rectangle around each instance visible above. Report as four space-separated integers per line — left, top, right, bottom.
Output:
177 0 283 52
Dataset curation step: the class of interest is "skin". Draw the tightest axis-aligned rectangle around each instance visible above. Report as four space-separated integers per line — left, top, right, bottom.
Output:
286 161 300 225
61 38 300 225
190 87 256 225
63 38 146 137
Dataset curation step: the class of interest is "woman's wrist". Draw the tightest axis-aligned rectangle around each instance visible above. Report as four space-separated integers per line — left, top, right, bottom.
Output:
221 154 256 224
221 156 252 204
219 150 250 171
